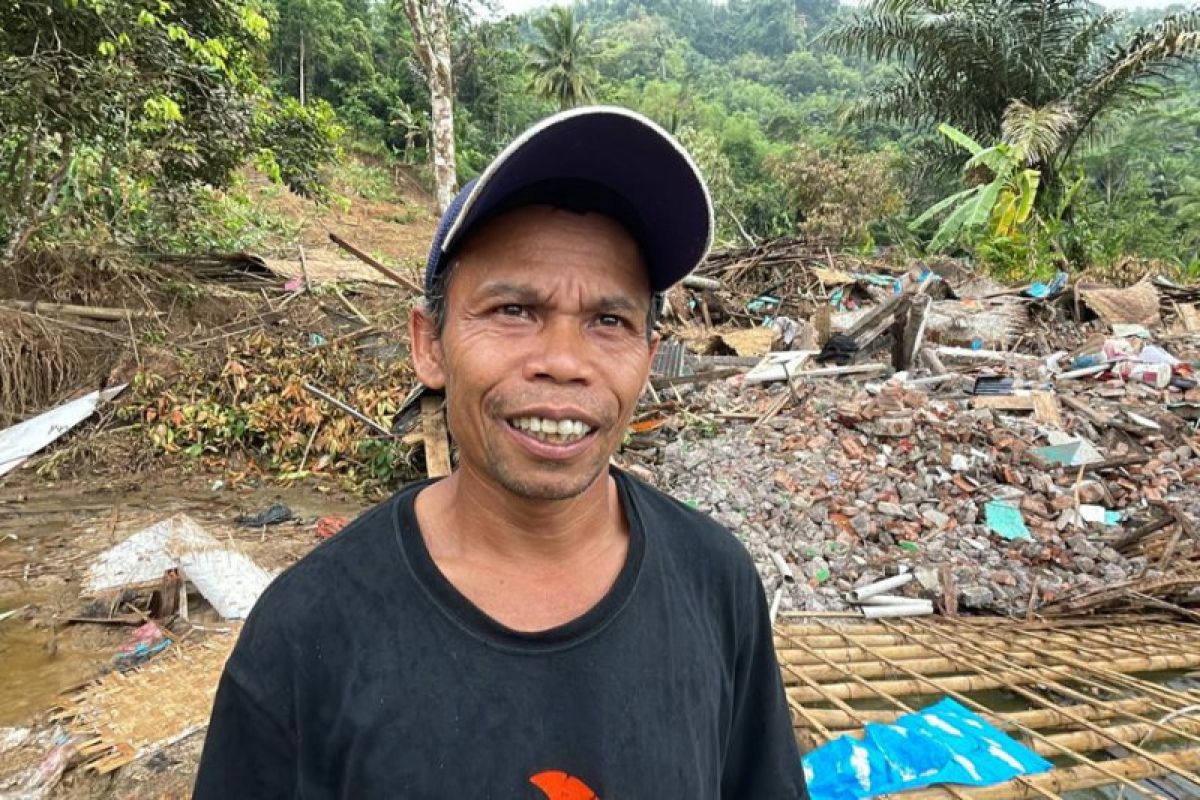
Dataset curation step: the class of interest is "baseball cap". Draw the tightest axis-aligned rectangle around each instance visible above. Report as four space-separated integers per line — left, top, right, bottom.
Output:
423 106 714 297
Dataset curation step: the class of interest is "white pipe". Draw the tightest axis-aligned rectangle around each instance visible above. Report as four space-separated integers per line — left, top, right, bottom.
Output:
861 603 935 619
769 551 795 584
849 573 914 602
856 595 933 608
1054 364 1110 381
769 586 784 625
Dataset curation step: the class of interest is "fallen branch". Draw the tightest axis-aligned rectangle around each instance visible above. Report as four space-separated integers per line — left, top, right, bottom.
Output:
328 233 424 294
1 300 159 321
302 382 393 437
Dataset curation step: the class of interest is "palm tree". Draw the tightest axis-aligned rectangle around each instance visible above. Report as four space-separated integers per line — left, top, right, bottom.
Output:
825 0 1200 201
527 6 599 111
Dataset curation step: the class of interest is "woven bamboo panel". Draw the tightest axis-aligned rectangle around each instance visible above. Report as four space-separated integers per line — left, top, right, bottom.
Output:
51 632 237 774
777 615 1200 799
1077 280 1162 326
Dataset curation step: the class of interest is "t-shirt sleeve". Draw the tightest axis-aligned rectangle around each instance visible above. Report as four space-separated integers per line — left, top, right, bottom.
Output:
721 574 809 799
193 598 298 799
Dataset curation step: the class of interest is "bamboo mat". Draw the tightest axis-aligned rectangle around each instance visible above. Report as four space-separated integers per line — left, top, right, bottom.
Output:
777 614 1200 799
51 631 237 774
42 612 1200 795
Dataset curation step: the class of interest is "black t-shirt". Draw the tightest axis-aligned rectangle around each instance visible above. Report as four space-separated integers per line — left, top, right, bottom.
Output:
194 469 807 799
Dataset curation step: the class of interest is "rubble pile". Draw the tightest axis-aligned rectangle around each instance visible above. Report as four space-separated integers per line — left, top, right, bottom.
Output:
628 244 1200 618
640 373 1198 616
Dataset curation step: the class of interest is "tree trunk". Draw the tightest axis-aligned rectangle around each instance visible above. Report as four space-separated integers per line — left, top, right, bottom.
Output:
402 0 456 213
3 136 73 265
299 29 306 106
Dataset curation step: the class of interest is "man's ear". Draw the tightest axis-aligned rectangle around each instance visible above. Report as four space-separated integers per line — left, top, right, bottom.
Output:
642 330 661 396
410 304 447 390
647 330 662 363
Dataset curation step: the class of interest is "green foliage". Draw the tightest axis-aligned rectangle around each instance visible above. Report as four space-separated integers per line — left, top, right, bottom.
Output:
256 97 344 199
528 6 600 111
767 144 904 244
0 0 343 258
826 0 1200 206
6 0 1198 278
911 123 1041 254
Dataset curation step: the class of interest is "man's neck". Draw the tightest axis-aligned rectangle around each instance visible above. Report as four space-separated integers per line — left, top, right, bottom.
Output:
416 464 625 568
413 465 630 632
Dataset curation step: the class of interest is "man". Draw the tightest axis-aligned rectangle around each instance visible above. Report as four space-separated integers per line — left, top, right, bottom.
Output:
194 107 806 799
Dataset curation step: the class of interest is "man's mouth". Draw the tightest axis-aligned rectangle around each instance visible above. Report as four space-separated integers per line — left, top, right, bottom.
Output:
507 416 595 445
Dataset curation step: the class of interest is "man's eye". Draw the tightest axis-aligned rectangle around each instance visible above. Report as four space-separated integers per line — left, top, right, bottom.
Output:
598 314 625 327
497 304 526 317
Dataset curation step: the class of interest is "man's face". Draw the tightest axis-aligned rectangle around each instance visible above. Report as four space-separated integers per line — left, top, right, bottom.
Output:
412 205 658 501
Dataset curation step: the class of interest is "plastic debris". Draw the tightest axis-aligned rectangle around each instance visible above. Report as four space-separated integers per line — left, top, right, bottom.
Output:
235 504 294 528
316 515 350 540
114 622 171 671
802 697 1052 800
1079 505 1121 526
83 514 275 620
984 501 1032 542
0 385 126 478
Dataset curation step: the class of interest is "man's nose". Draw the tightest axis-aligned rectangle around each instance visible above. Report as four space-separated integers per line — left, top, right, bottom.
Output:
524 316 594 385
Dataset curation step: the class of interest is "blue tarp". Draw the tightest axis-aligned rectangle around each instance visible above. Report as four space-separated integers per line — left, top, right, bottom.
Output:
802 698 1053 800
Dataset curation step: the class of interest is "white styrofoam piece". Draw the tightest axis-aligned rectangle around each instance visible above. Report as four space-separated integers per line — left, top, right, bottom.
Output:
0 385 126 477
84 513 219 593
178 549 275 619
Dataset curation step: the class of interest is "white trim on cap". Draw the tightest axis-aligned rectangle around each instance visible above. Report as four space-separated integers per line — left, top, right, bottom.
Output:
441 105 715 280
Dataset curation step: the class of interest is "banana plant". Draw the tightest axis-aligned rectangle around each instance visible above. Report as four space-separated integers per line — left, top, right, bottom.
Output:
910 123 1040 253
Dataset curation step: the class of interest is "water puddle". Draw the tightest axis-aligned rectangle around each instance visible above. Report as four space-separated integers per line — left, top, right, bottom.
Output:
0 614 108 726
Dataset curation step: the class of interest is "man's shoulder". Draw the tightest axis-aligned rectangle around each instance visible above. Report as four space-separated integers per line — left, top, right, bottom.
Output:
620 470 756 577
243 486 413 626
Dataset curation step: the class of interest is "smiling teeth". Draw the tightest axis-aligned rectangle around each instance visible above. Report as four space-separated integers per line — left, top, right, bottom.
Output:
511 416 593 443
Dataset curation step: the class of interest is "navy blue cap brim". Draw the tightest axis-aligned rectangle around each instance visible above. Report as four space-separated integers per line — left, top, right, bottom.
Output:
427 106 713 295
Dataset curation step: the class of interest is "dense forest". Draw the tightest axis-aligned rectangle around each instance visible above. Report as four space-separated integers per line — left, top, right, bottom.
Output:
3 0 1199 276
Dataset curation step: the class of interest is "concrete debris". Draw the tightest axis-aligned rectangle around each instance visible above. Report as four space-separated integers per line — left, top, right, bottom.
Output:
627 255 1200 617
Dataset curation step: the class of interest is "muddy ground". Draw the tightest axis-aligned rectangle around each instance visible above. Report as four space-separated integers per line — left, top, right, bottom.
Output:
0 465 369 797
1 159 434 797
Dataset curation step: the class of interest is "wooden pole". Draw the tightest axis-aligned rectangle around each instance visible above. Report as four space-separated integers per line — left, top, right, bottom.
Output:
328 233 424 294
783 647 1162 684
420 394 451 478
1030 717 1200 756
800 697 1157 732
1 299 159 320
298 245 312 293
302 383 392 437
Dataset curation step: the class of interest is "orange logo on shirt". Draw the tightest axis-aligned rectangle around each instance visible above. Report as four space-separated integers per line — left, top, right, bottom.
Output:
529 770 600 799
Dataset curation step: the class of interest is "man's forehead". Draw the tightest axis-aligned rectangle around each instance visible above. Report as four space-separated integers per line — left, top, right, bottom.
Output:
450 205 650 288
459 203 642 255
470 278 650 311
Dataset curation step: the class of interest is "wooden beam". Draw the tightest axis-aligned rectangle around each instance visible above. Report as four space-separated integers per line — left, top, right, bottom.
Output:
972 395 1035 411
1031 391 1064 428
420 394 452 478
328 232 424 294
1 299 158 320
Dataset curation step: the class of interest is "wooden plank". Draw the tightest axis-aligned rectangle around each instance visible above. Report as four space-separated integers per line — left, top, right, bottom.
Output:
1031 391 1064 428
420 394 452 478
1179 303 1200 332
1 299 159 320
972 395 1035 412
